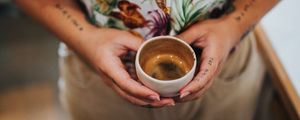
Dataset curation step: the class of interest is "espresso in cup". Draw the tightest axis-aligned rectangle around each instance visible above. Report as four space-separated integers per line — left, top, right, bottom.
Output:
138 38 194 81
136 36 196 97
142 53 190 80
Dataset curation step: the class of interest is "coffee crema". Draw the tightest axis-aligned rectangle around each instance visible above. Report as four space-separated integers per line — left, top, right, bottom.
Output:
142 54 190 80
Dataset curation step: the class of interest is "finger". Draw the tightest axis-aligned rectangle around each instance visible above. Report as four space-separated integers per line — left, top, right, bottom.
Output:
111 81 150 105
150 98 175 107
179 48 220 99
99 54 160 102
178 78 214 103
99 70 176 106
98 70 150 105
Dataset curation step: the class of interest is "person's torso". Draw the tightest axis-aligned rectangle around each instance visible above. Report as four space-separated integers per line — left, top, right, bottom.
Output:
80 0 234 39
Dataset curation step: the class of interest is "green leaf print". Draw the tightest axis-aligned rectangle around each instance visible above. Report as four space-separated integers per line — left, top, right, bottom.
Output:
171 0 226 34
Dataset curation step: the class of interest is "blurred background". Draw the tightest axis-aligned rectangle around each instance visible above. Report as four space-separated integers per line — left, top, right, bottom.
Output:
0 0 66 119
0 0 299 120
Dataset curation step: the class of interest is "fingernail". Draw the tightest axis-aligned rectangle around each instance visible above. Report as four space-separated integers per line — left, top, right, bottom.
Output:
180 92 190 99
148 95 160 101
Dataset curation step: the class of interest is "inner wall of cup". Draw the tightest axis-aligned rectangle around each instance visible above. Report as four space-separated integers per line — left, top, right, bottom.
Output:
139 38 195 71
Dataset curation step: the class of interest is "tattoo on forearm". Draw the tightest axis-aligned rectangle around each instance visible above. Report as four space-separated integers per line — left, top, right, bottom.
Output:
235 0 256 22
55 4 84 31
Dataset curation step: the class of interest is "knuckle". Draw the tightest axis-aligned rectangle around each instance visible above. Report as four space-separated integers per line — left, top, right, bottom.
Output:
190 85 203 94
96 65 104 72
194 77 202 84
103 79 113 87
122 94 148 106
96 64 109 76
123 85 147 98
192 80 206 92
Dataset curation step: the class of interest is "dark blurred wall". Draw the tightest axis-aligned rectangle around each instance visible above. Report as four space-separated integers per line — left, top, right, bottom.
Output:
0 2 59 90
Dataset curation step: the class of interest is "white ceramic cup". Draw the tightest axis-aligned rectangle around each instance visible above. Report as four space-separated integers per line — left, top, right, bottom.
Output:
135 36 196 97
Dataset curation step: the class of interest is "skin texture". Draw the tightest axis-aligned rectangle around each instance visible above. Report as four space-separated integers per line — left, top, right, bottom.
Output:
15 0 279 107
176 0 280 102
15 0 174 107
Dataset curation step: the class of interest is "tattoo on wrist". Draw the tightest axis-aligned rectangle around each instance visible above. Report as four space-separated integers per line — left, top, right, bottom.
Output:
234 0 256 22
55 4 84 31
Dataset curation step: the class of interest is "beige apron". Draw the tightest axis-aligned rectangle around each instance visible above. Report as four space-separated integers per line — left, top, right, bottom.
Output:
58 33 265 120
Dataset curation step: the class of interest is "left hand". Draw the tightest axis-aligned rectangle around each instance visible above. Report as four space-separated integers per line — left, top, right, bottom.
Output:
176 17 244 102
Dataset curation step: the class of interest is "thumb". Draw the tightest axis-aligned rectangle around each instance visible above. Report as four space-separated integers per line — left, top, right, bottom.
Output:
175 26 204 44
122 34 143 51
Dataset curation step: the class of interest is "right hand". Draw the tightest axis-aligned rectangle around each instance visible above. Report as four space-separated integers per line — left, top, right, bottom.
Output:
72 28 175 107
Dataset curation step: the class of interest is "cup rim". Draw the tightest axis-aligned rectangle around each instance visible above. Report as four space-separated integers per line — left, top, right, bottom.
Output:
135 36 197 84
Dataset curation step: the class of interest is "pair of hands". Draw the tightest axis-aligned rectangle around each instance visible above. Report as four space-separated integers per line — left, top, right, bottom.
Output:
76 17 243 107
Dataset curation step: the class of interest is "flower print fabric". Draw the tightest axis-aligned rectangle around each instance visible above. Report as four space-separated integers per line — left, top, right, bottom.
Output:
80 0 234 39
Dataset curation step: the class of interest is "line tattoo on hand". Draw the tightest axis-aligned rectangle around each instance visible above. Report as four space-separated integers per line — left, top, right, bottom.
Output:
204 68 209 76
235 0 256 22
55 4 84 31
201 57 214 77
208 57 214 66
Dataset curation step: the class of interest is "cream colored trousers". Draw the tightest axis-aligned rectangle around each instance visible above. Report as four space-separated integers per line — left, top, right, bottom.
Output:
58 33 265 120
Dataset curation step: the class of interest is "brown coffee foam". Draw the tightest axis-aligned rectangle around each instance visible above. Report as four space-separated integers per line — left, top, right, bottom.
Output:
143 54 190 80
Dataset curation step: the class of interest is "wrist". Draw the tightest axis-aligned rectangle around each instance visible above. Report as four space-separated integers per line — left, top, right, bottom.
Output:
219 15 245 45
225 13 246 33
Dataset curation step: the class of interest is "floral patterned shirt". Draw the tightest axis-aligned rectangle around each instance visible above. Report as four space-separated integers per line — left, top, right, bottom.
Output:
80 0 234 39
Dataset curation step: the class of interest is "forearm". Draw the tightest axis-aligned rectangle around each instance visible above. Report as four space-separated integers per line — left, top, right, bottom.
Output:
14 0 97 51
225 0 279 35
